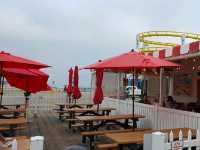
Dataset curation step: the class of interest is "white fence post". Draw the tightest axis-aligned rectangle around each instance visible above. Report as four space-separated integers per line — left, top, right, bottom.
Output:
11 139 17 150
144 129 200 150
197 129 200 150
188 129 192 150
144 132 167 150
30 136 44 150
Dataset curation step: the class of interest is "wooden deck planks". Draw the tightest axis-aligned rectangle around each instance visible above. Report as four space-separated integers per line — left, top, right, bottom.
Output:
16 111 83 150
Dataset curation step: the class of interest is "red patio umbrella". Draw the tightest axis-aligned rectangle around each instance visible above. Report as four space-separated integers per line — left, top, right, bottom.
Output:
4 68 50 93
0 51 49 69
84 49 180 128
72 66 81 102
84 50 179 70
93 69 104 111
0 51 50 105
3 68 51 113
66 68 73 96
65 68 73 104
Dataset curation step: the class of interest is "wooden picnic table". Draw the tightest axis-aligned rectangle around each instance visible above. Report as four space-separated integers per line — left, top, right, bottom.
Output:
0 117 27 136
76 114 145 131
55 103 94 120
57 107 115 121
55 103 94 109
105 128 196 150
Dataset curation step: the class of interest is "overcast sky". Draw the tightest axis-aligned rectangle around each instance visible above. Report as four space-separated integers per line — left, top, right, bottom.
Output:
0 0 199 87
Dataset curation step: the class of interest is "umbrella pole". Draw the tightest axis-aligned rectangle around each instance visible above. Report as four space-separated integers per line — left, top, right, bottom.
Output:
97 104 99 112
0 76 4 107
132 70 135 130
0 63 3 107
24 92 31 119
69 95 71 107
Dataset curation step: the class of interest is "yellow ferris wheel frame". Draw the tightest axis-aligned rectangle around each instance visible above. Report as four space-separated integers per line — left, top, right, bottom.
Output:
137 31 200 52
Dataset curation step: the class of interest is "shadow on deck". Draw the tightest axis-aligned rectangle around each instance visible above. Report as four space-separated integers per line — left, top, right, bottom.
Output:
17 111 83 150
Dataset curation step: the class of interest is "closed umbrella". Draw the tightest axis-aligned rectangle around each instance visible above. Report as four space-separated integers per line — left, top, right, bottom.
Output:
84 49 180 129
93 69 104 104
72 66 81 103
93 69 104 111
66 68 73 104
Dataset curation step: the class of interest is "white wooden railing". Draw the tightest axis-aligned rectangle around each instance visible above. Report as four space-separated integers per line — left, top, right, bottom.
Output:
101 97 200 129
144 130 200 150
1 91 91 111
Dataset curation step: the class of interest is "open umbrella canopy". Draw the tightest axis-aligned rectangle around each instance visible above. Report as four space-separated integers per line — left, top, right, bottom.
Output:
3 68 51 93
66 68 73 96
83 49 181 128
84 50 180 71
0 51 49 69
72 66 81 99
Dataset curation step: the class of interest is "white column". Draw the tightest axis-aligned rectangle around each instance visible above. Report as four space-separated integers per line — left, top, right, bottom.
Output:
169 72 174 96
159 68 164 105
117 73 121 99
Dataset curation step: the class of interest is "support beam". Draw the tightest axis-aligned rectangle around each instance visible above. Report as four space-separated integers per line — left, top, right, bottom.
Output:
159 68 164 105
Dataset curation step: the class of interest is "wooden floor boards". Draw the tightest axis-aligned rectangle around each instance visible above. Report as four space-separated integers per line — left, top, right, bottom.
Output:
16 111 84 150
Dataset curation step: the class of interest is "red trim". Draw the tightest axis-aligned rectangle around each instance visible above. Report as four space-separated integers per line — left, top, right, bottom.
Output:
159 50 165 59
172 45 180 57
189 41 200 53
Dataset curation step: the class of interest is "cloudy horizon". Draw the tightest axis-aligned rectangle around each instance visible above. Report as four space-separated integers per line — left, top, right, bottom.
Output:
0 0 199 87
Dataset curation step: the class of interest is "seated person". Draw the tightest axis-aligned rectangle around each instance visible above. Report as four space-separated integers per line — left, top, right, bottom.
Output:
165 96 176 108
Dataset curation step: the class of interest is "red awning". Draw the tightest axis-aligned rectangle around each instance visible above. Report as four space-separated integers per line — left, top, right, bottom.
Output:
72 66 81 99
84 50 180 71
0 51 49 69
93 69 104 104
66 68 73 96
3 68 51 93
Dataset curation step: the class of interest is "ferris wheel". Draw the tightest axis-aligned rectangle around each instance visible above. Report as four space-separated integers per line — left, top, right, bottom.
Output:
137 31 200 52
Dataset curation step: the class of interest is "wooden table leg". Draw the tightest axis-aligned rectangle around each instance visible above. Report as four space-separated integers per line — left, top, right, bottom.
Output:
118 144 123 150
59 105 64 120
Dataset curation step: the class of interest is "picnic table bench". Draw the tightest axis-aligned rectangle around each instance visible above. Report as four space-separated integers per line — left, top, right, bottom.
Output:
97 143 118 150
2 104 25 108
104 128 196 150
77 114 145 131
0 108 26 118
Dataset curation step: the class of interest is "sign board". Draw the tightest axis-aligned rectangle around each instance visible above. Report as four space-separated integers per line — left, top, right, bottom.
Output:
172 141 183 150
